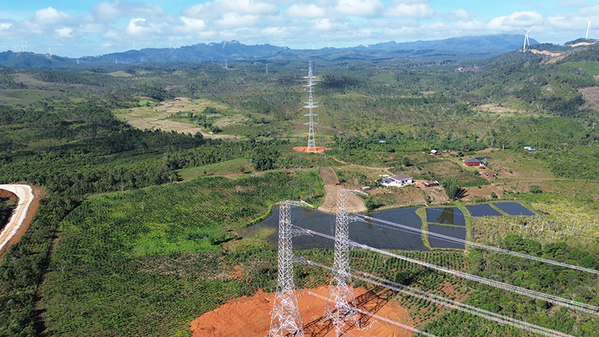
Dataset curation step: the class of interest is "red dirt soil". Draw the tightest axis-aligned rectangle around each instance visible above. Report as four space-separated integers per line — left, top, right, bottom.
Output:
190 286 414 337
292 146 330 153
0 186 44 258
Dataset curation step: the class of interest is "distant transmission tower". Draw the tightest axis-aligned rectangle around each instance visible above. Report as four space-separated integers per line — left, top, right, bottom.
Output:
303 62 318 153
269 201 305 337
323 189 358 335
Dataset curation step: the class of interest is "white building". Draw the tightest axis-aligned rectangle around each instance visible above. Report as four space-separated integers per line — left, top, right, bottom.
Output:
379 173 413 187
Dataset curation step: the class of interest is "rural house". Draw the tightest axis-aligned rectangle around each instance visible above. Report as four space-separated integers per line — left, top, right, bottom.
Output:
464 158 485 167
379 174 413 187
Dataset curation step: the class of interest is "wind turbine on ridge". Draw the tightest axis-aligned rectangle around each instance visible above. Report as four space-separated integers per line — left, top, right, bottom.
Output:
586 11 592 40
521 28 532 51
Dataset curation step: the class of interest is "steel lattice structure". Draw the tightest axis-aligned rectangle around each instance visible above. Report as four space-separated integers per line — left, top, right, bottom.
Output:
303 62 318 153
323 189 358 335
268 201 308 337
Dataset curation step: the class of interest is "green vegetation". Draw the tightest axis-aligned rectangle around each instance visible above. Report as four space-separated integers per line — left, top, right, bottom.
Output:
441 176 460 200
0 198 13 231
426 235 599 336
0 45 598 335
562 62 599 76
40 171 322 336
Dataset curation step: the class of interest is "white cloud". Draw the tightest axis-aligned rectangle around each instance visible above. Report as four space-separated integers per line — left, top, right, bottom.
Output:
261 26 297 39
487 11 543 31
180 17 206 31
311 18 347 32
387 1 434 18
124 17 166 36
216 13 260 29
453 20 485 31
335 0 385 17
182 0 278 18
284 4 327 19
33 7 69 25
93 1 167 22
445 9 475 21
0 0 596 57
0 22 13 31
56 27 73 38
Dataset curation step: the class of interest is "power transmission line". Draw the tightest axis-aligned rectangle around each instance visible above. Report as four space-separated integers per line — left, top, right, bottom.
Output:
302 288 438 337
294 225 599 315
355 213 599 276
298 257 574 337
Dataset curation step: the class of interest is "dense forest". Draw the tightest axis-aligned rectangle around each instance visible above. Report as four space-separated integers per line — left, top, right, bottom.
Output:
0 43 598 336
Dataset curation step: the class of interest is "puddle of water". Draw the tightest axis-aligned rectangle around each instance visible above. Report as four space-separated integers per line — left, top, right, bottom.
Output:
494 202 535 216
466 204 502 217
429 225 466 249
426 207 465 226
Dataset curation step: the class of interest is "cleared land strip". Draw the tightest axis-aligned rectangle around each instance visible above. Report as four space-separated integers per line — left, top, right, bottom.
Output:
0 185 34 255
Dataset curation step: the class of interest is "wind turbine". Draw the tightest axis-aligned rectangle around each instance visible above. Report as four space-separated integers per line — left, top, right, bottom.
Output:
48 44 58 57
586 11 592 40
521 28 532 51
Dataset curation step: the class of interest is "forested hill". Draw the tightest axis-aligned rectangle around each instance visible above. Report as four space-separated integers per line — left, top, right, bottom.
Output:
0 34 540 69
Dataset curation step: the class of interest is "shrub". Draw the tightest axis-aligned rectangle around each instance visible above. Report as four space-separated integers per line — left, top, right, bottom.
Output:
530 185 543 194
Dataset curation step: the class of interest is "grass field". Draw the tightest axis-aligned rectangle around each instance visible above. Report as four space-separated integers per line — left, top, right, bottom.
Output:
472 192 599 247
562 61 599 76
177 158 253 180
112 97 239 138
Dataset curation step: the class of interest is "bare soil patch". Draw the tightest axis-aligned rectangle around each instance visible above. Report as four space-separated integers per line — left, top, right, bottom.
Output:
189 286 413 337
318 167 367 213
579 87 599 111
476 104 522 114
319 167 339 186
318 185 367 214
292 146 330 153
461 184 503 201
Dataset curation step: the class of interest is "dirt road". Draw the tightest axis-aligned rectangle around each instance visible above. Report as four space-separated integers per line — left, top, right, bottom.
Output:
0 185 34 255
317 168 367 214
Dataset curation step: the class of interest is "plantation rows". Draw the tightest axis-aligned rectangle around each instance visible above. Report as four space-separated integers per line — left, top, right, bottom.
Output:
39 171 322 336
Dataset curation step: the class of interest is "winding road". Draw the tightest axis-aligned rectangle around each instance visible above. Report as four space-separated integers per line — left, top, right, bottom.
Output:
0 184 34 254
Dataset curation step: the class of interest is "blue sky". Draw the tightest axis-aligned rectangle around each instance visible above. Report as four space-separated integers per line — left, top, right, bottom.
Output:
0 0 597 57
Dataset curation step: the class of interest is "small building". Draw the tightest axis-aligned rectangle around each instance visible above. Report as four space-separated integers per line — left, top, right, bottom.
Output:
523 146 536 152
464 158 484 166
379 174 413 187
431 149 441 155
484 172 498 178
379 140 386 144
423 180 439 187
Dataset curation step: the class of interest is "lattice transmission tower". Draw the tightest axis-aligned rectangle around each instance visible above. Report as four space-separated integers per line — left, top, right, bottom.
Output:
303 62 318 153
268 201 311 337
323 189 359 335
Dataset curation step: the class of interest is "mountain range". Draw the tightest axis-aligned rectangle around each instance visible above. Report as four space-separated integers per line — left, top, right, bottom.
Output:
0 34 541 69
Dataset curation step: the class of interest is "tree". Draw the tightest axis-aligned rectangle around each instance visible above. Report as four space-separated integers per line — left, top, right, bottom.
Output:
441 176 459 200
